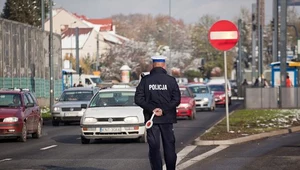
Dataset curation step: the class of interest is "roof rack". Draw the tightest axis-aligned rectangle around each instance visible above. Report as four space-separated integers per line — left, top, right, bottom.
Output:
7 87 30 92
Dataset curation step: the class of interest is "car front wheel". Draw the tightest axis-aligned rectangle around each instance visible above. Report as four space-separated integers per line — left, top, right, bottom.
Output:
138 130 147 143
81 136 90 144
52 119 59 126
18 123 27 142
32 121 42 139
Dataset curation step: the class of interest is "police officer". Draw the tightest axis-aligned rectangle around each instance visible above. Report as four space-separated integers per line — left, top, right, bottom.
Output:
134 55 181 170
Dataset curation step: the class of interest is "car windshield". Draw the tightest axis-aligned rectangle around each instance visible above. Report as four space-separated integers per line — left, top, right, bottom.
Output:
209 85 225 91
59 90 93 101
180 88 190 97
188 86 208 94
91 77 102 84
0 94 21 107
89 91 136 107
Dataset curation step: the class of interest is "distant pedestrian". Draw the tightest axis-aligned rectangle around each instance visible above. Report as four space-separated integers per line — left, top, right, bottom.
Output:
242 79 248 86
286 75 293 87
253 78 259 87
77 81 83 87
73 83 76 87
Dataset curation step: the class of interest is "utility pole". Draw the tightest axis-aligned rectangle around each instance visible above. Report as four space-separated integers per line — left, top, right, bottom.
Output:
75 27 80 73
280 0 287 88
272 0 278 62
252 3 257 83
168 0 172 73
41 0 44 31
237 19 242 86
96 33 100 71
49 0 54 112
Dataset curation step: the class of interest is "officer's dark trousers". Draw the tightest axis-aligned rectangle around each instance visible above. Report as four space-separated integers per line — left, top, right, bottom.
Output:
147 124 176 170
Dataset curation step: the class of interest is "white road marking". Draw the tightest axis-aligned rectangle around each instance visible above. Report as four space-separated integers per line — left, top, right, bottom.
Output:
177 145 229 170
0 158 12 163
40 145 57 151
163 145 197 170
210 31 238 40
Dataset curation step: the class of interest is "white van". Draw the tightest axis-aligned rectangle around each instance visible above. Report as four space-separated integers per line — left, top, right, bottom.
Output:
72 74 102 87
207 77 232 97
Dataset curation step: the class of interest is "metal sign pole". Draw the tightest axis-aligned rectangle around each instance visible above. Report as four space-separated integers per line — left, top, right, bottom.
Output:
224 51 229 132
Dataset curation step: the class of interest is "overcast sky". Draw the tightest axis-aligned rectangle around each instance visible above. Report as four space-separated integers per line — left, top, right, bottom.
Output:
0 0 298 24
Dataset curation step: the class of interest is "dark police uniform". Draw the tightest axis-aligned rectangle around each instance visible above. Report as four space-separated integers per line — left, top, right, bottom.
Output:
135 64 181 170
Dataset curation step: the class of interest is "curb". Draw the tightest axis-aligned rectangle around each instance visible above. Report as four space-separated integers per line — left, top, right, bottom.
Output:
193 126 300 146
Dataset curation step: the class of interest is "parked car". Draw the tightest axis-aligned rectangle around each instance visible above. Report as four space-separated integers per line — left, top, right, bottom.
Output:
187 84 216 111
80 88 146 144
51 87 99 126
208 84 231 106
0 88 42 142
207 77 232 98
177 86 196 120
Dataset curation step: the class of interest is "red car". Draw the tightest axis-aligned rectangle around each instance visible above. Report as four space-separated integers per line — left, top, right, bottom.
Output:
0 88 42 142
208 84 231 106
176 86 196 120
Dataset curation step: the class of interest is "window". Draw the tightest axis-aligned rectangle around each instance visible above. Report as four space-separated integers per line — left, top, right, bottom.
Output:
28 92 37 104
85 78 91 85
25 93 34 104
90 91 136 107
59 90 94 101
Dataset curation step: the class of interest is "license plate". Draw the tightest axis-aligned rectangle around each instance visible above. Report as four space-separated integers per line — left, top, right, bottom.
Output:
64 113 77 117
100 127 121 132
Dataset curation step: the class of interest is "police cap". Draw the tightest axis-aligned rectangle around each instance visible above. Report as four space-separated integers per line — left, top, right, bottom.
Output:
151 55 167 63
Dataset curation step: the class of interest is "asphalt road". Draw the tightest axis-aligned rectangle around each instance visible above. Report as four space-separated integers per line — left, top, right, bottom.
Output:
0 101 242 170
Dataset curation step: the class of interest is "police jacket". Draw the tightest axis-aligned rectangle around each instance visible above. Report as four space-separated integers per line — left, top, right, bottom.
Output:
134 67 181 124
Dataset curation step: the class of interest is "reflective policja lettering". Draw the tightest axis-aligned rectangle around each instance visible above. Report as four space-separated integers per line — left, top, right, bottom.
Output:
149 84 168 90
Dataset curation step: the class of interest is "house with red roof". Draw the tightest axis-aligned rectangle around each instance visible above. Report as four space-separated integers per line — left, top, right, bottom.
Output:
44 8 130 59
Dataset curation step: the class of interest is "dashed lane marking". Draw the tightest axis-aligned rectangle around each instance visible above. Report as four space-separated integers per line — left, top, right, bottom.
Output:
0 158 12 163
40 145 57 151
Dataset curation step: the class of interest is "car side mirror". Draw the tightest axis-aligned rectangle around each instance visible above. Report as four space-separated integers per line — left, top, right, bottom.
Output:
26 103 34 108
81 104 88 109
55 98 59 101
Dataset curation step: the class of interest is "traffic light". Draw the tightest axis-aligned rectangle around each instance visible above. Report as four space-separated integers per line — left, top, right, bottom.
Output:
252 14 256 31
270 19 275 31
79 67 83 76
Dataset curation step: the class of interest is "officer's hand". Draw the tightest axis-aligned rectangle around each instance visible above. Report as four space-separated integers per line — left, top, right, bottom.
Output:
153 108 163 117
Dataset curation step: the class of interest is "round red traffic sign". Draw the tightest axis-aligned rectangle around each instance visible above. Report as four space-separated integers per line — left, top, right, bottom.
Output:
208 20 239 51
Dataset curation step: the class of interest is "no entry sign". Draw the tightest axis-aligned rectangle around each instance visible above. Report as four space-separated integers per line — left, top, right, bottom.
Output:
208 20 239 51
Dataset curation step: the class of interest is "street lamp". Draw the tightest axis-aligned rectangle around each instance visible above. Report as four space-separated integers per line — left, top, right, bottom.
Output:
168 0 172 72
49 0 54 113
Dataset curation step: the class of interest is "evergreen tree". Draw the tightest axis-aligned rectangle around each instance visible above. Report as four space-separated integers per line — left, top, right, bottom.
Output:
1 0 49 27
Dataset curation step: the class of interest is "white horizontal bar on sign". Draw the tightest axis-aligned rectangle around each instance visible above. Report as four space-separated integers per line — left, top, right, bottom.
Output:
210 31 238 40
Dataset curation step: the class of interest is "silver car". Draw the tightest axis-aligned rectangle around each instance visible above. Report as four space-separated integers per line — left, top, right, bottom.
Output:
187 84 215 111
51 87 99 126
80 88 146 144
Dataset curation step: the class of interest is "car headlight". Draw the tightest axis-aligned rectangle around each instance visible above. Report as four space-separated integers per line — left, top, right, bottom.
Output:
203 98 209 102
53 107 61 112
178 103 190 108
84 117 97 123
3 117 18 122
124 116 138 123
